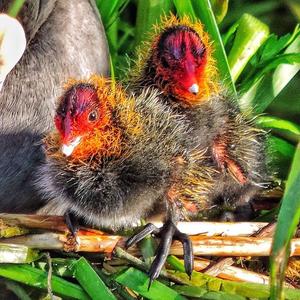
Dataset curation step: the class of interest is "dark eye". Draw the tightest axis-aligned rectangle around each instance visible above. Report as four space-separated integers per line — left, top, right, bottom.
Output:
161 56 170 68
88 110 98 122
192 45 206 58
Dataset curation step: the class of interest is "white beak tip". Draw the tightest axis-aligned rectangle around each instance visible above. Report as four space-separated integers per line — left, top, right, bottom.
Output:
61 144 75 157
61 137 81 156
188 83 199 95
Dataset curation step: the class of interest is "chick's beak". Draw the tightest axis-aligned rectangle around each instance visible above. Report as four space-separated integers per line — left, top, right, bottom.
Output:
182 60 199 95
61 136 81 156
188 83 199 95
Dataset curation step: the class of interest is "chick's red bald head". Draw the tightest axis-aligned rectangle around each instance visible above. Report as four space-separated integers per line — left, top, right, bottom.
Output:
140 16 219 106
55 83 107 157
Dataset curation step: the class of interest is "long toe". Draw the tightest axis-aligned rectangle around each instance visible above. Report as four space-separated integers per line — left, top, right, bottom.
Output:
126 223 159 248
126 220 194 288
174 230 194 278
148 221 176 288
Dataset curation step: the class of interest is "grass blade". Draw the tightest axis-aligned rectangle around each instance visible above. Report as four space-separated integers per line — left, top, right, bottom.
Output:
173 285 246 300
173 0 197 20
257 116 300 142
268 136 295 179
168 268 300 299
227 14 269 82
96 0 129 29
239 35 300 113
270 143 300 299
72 257 117 300
4 279 32 300
135 0 173 46
0 264 90 299
191 0 236 94
210 0 229 24
7 0 25 17
115 267 187 300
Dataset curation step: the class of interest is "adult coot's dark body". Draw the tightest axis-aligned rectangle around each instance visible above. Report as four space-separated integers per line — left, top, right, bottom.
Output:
0 0 109 211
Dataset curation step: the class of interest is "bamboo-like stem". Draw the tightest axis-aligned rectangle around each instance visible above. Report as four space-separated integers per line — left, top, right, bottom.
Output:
0 214 270 236
0 214 298 288
171 236 300 256
3 230 300 257
192 257 294 288
193 257 270 284
204 222 276 276
0 214 67 232
153 221 269 236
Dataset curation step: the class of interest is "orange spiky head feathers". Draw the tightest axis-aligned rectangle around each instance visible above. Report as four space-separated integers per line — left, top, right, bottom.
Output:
47 75 141 161
136 15 218 106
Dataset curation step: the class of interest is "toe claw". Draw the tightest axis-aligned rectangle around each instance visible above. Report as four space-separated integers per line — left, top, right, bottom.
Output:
175 230 194 278
147 277 154 291
126 223 158 248
126 220 194 288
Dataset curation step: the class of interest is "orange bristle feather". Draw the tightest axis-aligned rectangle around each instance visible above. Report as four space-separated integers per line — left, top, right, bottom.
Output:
131 14 219 106
45 75 142 162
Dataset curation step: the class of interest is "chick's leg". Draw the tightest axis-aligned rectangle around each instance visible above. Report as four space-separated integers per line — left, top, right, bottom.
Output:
126 219 193 287
64 210 79 236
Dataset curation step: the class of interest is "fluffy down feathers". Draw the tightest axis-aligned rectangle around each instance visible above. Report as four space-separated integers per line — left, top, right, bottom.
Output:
36 76 193 230
128 15 269 220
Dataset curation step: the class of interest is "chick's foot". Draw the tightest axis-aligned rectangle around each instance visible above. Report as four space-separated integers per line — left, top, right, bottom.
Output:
126 220 193 287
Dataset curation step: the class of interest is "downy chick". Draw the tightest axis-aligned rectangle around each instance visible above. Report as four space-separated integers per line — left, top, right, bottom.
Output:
37 75 198 282
0 0 109 212
129 15 268 221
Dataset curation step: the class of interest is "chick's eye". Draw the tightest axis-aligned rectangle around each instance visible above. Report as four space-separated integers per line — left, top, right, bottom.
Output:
88 110 98 122
161 56 170 68
192 45 205 58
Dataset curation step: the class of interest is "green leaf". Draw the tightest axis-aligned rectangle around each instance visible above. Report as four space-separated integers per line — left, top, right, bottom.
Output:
96 0 130 66
267 136 295 179
173 0 197 20
115 267 187 300
167 255 186 273
5 279 32 300
239 35 300 113
210 0 229 24
227 14 269 82
222 21 239 47
35 258 76 278
257 116 300 142
167 256 300 299
173 285 246 300
191 0 236 94
96 0 129 29
241 53 300 94
286 0 300 21
0 264 90 299
260 34 292 62
72 257 116 300
270 143 300 300
170 269 300 299
96 268 136 300
135 0 173 46
255 25 300 65
8 0 25 17
139 235 156 266
221 1 281 29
